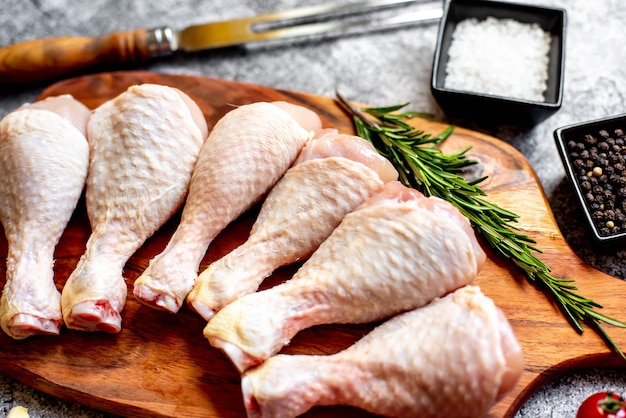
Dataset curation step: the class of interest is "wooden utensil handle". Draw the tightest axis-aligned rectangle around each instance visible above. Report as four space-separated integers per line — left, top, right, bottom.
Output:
0 28 160 85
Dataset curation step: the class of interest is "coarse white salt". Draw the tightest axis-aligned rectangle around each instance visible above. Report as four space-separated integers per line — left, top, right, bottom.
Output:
444 16 552 102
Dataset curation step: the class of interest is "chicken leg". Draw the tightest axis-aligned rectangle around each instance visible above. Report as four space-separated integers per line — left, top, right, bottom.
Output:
187 131 398 320
0 95 90 339
241 285 523 418
133 101 321 313
204 181 486 372
61 84 208 333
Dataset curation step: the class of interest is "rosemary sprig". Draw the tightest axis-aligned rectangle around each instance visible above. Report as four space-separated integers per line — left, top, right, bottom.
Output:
336 92 626 358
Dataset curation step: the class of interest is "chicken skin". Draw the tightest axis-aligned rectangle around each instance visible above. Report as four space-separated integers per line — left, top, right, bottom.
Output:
204 181 486 372
61 84 208 333
187 131 398 320
241 285 523 418
133 101 321 313
0 95 90 339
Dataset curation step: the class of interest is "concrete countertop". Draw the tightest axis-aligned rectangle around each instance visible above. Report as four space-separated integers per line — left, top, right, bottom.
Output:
1 0 625 416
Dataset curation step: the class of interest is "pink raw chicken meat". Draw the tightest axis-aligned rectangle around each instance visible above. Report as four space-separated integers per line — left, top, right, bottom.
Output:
241 285 523 418
0 95 90 339
204 181 487 372
133 101 321 313
61 84 208 333
187 130 398 320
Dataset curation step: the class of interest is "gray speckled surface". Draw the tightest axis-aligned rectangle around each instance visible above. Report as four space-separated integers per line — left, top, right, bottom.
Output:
1 0 625 416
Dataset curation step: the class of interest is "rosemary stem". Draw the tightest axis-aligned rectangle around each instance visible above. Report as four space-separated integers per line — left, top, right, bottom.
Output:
336 93 626 358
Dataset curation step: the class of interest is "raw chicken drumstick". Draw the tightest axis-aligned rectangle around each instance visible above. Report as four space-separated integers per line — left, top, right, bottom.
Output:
204 181 487 372
133 101 321 313
241 285 523 418
187 130 398 320
0 95 90 339
61 84 208 333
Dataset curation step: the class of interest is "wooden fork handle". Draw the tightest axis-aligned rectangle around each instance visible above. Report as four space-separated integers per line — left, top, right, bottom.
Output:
0 28 173 85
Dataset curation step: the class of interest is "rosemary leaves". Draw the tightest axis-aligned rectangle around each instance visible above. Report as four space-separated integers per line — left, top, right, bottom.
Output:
336 92 626 358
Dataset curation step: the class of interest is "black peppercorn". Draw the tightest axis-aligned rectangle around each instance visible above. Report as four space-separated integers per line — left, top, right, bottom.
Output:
606 200 615 210
610 153 621 164
584 134 597 144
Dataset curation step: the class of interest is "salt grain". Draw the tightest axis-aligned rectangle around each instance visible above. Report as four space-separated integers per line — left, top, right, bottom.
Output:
444 17 552 102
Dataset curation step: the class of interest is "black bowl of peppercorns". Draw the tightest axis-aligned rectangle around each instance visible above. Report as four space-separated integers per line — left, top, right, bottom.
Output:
555 114 626 246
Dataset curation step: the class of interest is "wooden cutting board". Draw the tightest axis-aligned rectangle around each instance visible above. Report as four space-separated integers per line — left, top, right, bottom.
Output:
1 71 625 418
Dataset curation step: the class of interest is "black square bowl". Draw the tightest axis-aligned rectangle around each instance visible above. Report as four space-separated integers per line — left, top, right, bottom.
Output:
431 0 566 127
555 114 626 247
